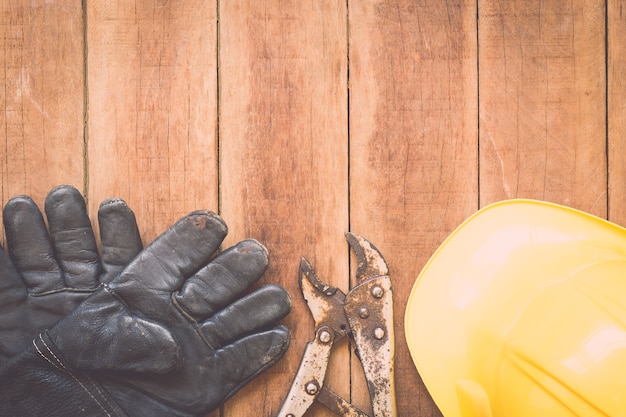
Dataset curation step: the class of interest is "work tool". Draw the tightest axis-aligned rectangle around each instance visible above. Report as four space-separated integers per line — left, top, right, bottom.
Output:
276 233 396 417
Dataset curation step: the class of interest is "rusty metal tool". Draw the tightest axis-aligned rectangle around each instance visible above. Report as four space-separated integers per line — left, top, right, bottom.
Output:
276 233 396 417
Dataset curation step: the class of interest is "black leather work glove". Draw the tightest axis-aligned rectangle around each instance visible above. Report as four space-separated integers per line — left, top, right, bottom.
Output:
0 210 291 417
0 185 142 363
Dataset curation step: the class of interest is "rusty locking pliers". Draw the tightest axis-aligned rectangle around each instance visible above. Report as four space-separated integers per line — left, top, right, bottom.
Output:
276 233 396 417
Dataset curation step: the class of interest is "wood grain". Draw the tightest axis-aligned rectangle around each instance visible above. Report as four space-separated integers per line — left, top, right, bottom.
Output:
609 0 626 225
219 1 348 415
479 0 607 215
86 0 219 242
1 1 624 416
349 1 478 415
0 1 84 243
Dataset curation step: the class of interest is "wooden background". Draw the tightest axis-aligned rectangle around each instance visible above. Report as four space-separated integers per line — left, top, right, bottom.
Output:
0 0 622 416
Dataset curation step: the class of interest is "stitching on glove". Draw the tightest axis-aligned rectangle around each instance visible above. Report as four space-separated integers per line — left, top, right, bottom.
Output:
30 287 98 297
101 282 131 309
170 293 218 350
171 292 198 323
33 334 122 417
32 335 67 373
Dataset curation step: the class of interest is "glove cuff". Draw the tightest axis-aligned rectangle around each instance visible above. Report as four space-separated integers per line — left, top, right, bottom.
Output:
0 331 128 417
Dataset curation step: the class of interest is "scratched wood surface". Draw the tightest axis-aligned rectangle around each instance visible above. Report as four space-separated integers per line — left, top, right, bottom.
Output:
0 1 620 416
479 0 607 215
0 1 84 243
609 0 626 226
86 0 219 242
219 1 349 416
349 2 478 415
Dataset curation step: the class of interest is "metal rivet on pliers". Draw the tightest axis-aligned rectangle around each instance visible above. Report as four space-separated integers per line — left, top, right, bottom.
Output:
305 380 320 395
318 329 332 344
373 327 386 340
371 285 384 298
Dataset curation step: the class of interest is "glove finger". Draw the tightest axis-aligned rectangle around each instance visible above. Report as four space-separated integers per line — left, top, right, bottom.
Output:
210 325 290 403
98 198 143 283
3 195 63 293
199 284 291 349
45 185 99 288
112 211 227 296
174 239 269 321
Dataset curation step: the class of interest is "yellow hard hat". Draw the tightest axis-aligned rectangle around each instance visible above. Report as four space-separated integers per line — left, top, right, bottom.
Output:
405 199 626 417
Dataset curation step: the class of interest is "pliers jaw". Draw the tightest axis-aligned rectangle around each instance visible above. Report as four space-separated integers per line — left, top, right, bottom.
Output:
299 257 350 342
276 233 397 417
345 232 389 283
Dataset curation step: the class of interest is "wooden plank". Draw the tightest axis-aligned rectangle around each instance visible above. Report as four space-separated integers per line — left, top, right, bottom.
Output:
219 1 348 415
349 1 478 415
608 0 626 225
86 0 219 242
0 1 84 243
479 0 607 215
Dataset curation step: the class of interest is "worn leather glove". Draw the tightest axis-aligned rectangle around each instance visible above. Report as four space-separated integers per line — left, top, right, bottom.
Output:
0 210 291 417
0 185 142 362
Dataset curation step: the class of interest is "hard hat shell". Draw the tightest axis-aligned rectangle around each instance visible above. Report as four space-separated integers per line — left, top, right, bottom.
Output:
405 199 626 417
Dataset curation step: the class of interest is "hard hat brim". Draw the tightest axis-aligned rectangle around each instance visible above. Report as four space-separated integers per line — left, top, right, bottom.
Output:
405 199 626 417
